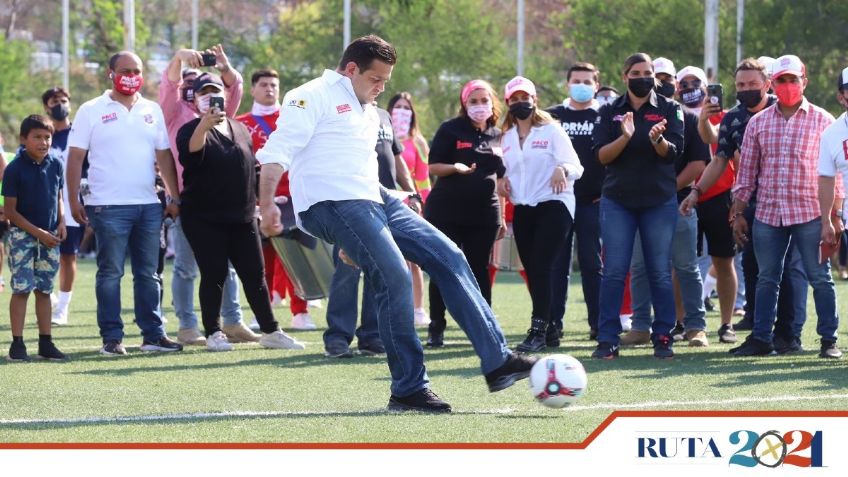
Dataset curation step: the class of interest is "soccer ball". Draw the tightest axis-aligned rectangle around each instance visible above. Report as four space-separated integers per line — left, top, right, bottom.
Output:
529 354 588 408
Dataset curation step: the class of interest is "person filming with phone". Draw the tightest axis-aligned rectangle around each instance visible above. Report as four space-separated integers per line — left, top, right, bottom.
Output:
176 72 305 353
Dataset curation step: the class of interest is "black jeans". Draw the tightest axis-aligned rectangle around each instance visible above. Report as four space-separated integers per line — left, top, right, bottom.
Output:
513 201 574 329
180 216 279 336
427 220 498 334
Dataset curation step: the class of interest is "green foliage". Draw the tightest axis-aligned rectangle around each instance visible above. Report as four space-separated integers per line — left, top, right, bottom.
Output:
0 37 41 143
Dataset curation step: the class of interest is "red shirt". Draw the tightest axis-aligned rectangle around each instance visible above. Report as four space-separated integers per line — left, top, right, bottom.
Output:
236 111 289 197
699 111 735 202
733 99 839 227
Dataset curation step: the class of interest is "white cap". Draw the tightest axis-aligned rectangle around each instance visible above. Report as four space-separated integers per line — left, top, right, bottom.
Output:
676 66 709 86
653 57 676 77
772 54 805 79
839 66 848 90
757 56 775 76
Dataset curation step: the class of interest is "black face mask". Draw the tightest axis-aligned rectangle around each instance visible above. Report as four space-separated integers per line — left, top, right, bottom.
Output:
736 89 763 109
509 101 535 120
655 81 675 99
628 77 655 98
680 88 705 108
49 103 70 121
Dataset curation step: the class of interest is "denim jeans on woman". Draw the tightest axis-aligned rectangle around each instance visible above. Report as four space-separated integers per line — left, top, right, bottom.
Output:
299 187 510 397
596 195 678 346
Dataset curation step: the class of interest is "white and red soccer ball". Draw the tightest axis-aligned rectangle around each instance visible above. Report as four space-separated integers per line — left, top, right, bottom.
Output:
529 354 588 408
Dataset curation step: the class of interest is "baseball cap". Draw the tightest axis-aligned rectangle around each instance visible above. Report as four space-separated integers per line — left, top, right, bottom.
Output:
838 66 848 91
756 56 775 76
771 55 805 79
192 72 225 94
676 66 708 86
504 76 537 101
653 57 677 77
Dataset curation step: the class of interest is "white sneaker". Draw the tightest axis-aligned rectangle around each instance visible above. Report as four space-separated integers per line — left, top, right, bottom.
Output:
51 308 69 326
620 314 633 332
307 299 323 309
206 331 234 352
248 317 261 332
291 312 317 330
414 308 430 327
271 291 284 307
260 330 305 350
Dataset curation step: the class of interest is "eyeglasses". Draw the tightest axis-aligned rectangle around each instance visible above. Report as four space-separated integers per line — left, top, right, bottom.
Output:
679 80 702 89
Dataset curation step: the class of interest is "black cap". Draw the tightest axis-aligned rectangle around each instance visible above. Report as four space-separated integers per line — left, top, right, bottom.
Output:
192 72 224 94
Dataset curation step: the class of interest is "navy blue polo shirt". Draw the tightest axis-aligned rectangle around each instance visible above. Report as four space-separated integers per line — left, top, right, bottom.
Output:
1 150 64 230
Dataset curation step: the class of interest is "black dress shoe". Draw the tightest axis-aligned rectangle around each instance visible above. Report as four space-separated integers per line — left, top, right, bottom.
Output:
426 331 444 348
387 388 452 413
730 335 776 356
485 352 537 392
515 329 546 353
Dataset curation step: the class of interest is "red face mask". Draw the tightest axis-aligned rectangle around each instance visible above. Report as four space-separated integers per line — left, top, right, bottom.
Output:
774 81 803 107
113 73 144 96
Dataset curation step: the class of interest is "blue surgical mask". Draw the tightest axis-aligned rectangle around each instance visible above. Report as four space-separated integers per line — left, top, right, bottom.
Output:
569 83 595 103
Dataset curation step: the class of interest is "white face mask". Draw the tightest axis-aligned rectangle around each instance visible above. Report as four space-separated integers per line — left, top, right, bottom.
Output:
196 92 224 114
467 103 493 123
391 108 412 138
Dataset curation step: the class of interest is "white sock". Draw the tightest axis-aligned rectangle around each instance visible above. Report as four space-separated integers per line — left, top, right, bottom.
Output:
703 275 717 301
58 291 73 312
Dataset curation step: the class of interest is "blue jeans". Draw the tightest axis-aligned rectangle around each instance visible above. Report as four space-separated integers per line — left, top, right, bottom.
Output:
734 253 746 309
324 244 381 349
300 188 510 397
631 209 706 332
87 203 165 343
171 217 242 330
751 218 838 343
551 201 602 332
597 196 678 346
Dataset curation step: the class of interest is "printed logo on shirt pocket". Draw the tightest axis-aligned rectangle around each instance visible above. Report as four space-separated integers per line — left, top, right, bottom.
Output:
644 114 664 122
456 140 473 150
287 99 307 109
336 104 352 114
143 114 154 125
101 112 118 124
531 140 549 150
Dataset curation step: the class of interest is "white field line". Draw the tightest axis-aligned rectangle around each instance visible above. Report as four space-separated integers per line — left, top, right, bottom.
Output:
2 393 848 427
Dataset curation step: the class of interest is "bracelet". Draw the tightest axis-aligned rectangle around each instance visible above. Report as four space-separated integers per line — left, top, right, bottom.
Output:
692 184 702 196
831 209 844 219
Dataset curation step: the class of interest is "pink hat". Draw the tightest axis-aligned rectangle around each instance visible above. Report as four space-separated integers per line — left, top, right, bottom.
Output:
772 55 805 79
461 79 490 105
504 76 537 101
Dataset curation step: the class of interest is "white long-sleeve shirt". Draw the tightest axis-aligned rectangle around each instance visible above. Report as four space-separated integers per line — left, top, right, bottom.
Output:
255 70 382 220
501 121 583 217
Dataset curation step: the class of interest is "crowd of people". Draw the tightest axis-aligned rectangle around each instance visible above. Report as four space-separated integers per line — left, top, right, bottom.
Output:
2 34 847 411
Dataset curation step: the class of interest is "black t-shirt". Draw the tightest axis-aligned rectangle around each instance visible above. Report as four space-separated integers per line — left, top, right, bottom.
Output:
424 116 504 227
677 110 711 203
592 91 684 208
176 118 257 223
375 108 404 189
547 103 603 204
51 127 89 178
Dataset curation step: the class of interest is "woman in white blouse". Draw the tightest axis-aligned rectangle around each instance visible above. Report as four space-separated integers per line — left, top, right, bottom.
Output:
497 76 584 353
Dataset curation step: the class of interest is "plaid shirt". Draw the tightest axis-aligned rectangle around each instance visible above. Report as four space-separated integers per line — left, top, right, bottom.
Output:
733 98 839 227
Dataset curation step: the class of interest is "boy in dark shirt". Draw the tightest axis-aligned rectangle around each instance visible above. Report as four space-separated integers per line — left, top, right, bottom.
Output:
2 115 67 361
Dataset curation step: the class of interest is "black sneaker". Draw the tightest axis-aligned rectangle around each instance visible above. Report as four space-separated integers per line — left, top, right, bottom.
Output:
734 316 753 330
516 329 546 353
425 330 444 348
324 342 354 359
37 341 69 361
545 326 561 348
773 335 803 355
100 341 127 356
589 327 598 341
591 342 619 360
820 340 843 359
718 324 737 344
730 335 775 356
653 335 674 359
7 341 31 362
704 297 715 312
670 323 685 342
387 388 452 413
140 336 183 353
485 352 538 392
357 341 386 356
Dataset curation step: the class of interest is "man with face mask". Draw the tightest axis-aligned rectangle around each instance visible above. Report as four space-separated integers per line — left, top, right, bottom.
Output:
66 51 182 356
256 35 536 412
40 87 80 326
729 55 842 359
158 46 254 347
546 62 603 341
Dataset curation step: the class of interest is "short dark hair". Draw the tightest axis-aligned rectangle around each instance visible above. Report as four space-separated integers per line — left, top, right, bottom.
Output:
339 35 397 72
735 57 768 82
251 69 279 86
597 85 620 96
567 62 599 83
41 87 71 106
20 114 54 138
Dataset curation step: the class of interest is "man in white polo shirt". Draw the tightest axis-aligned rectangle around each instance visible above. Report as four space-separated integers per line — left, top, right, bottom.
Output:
819 65 848 282
256 35 536 413
66 51 183 356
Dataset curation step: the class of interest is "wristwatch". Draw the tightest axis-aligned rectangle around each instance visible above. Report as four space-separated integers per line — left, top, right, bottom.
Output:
166 196 181 206
651 134 664 145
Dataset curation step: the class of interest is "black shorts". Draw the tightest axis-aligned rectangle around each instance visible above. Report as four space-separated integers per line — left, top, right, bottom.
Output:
59 225 85 255
697 189 736 258
0 220 8 242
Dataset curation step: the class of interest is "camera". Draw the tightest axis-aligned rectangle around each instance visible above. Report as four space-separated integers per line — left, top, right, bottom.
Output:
209 96 225 112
